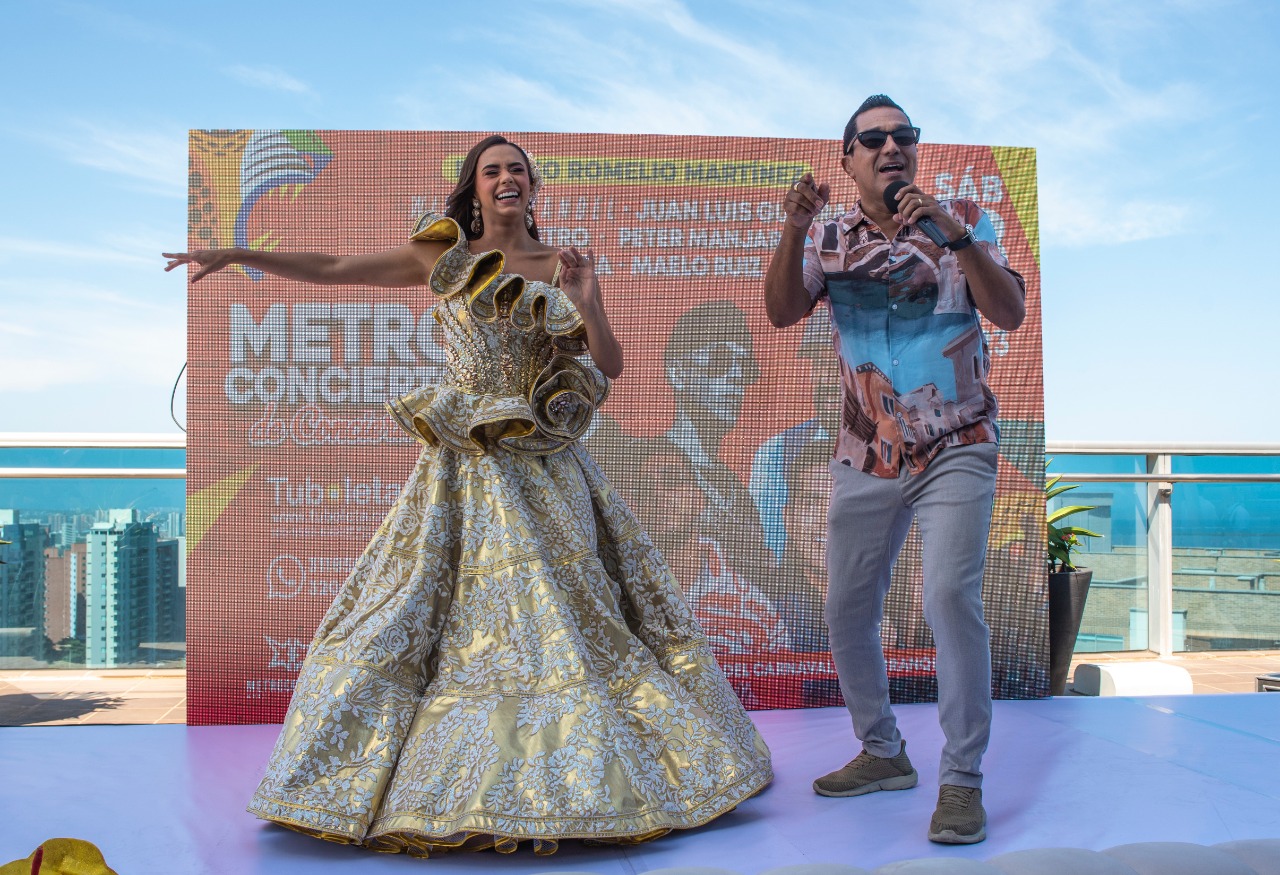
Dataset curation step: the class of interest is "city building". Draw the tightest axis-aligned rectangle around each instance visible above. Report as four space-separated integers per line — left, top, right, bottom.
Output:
43 541 88 654
85 509 183 668
0 509 48 660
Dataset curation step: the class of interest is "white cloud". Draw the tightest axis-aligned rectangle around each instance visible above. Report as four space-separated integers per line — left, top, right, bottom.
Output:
0 268 188 429
224 65 312 95
392 2 826 138
37 121 186 197
0 277 183 392
791 1 1207 248
100 226 177 259
0 237 155 268
49 1 189 48
593 0 803 88
392 0 1204 250
439 70 756 137
1040 180 1192 246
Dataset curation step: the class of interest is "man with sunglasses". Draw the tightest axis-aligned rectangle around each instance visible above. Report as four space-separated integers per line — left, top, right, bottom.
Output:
763 94 1026 845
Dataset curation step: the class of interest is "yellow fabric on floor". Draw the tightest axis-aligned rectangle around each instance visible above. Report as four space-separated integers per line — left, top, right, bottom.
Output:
0 838 117 875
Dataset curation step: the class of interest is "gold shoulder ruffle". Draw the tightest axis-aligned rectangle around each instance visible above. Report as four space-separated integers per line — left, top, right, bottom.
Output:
389 213 608 456
408 213 586 336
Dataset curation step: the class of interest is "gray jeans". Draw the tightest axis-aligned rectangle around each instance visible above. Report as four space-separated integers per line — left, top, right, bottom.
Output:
826 442 998 788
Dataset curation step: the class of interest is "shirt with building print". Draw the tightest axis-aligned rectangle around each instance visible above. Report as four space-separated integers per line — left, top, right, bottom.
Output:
801 198 1024 478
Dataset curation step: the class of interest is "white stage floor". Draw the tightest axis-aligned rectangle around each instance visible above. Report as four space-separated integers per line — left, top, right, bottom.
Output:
4 694 1279 874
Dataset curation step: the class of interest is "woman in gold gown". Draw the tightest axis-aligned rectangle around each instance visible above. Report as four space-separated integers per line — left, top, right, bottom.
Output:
164 135 772 857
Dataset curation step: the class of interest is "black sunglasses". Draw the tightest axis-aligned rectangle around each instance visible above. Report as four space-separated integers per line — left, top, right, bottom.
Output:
685 342 754 378
845 126 921 153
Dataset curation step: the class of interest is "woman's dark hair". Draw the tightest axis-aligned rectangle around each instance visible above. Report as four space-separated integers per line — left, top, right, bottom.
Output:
444 135 541 241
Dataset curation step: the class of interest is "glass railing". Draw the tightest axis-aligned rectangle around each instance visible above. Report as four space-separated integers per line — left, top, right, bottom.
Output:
1047 442 1280 656
0 434 186 670
4 435 1278 672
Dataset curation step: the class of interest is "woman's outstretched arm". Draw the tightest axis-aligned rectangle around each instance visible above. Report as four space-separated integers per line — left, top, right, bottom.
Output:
163 239 447 287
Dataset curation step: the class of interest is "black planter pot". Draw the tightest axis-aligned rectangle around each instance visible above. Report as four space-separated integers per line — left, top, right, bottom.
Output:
1048 568 1093 695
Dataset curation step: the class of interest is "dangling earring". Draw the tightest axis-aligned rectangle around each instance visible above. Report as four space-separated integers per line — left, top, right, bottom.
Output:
470 197 482 236
525 153 543 232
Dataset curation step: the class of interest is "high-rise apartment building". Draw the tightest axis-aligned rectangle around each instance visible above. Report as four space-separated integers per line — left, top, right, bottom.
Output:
43 541 88 647
85 509 182 667
56 515 83 549
163 511 185 540
156 536 185 657
0 509 48 659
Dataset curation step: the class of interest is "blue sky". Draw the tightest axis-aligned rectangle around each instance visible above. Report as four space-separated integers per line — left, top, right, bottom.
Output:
2 0 1277 442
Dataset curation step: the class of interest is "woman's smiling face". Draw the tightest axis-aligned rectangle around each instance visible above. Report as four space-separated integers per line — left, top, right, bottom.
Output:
474 143 532 222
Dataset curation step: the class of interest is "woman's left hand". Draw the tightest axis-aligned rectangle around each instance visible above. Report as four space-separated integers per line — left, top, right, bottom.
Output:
556 245 623 378
558 246 601 313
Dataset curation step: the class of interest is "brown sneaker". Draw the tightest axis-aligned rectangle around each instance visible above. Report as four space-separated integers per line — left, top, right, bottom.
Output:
812 741 918 797
928 784 987 844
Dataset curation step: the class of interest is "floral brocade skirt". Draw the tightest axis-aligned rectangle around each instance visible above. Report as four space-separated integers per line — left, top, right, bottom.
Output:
246 441 773 856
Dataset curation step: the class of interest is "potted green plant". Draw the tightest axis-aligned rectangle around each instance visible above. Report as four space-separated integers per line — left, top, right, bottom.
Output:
1046 463 1103 695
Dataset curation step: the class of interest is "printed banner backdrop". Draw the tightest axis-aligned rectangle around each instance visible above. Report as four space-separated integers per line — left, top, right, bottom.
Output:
187 129 1045 725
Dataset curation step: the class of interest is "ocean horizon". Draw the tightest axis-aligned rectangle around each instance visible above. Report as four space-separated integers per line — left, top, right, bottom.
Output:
1 447 1275 551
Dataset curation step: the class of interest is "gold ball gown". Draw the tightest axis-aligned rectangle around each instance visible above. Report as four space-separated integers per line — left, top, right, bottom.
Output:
246 214 773 856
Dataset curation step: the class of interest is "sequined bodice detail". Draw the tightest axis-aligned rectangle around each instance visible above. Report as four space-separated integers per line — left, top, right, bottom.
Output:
435 291 561 395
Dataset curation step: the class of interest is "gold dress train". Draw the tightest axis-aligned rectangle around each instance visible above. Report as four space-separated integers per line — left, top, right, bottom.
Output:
246 213 773 856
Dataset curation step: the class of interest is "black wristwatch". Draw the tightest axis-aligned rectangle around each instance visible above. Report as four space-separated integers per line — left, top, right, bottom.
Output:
944 225 975 251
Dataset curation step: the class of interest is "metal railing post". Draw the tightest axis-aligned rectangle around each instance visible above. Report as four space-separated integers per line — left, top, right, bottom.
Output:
1146 452 1174 656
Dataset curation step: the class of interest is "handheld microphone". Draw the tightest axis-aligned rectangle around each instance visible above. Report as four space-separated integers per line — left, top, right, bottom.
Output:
883 181 949 248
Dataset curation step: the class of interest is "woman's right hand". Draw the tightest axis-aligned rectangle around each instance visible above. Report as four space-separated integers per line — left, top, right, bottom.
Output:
162 249 241 282
162 242 444 288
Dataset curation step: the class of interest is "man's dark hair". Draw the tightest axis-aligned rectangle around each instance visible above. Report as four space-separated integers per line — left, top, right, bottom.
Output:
842 94 912 153
664 300 753 366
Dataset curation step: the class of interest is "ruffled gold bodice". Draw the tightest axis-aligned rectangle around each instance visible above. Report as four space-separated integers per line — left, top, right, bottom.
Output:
387 213 608 456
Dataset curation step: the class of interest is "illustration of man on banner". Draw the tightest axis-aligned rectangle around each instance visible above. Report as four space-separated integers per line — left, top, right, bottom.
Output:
618 437 787 706
663 300 775 588
750 305 840 562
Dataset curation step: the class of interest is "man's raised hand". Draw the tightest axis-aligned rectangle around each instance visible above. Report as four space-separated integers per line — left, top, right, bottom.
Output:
783 172 830 230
